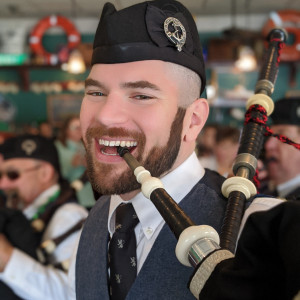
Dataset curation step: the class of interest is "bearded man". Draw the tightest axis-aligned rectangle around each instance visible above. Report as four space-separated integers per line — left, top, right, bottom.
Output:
68 1 282 299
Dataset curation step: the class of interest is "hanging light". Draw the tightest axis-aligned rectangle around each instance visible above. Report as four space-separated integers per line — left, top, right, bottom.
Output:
64 49 86 74
235 46 257 72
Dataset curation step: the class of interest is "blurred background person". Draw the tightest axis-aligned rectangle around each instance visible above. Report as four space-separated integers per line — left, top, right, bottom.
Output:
55 115 86 182
196 124 219 170
0 134 88 300
38 121 55 140
0 154 5 208
0 135 5 145
214 126 241 177
264 97 300 201
55 115 95 209
23 123 39 135
0 133 15 210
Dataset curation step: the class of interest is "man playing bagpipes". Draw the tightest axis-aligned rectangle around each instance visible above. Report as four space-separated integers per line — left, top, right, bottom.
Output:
0 134 88 300
67 1 285 299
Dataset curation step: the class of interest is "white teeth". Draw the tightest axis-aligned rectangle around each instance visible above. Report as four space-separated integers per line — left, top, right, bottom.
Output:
98 139 137 148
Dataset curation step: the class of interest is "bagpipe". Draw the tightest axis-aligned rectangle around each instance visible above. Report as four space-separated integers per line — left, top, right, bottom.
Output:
118 28 300 299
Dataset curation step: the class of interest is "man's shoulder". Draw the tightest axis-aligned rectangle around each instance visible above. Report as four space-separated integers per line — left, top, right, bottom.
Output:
189 169 226 200
286 186 300 201
182 169 227 208
58 202 88 214
48 203 88 230
247 195 285 212
86 195 110 219
201 168 226 186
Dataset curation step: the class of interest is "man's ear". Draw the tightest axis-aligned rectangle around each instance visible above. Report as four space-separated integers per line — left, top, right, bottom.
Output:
183 98 209 142
38 162 55 183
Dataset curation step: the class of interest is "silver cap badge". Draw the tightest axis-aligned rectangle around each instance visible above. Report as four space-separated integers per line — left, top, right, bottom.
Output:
21 139 37 155
164 17 186 52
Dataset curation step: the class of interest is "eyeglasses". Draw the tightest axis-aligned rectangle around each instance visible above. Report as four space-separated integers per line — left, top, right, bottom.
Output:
0 165 41 181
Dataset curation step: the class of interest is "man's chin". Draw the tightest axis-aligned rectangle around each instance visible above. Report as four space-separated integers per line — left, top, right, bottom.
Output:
88 168 141 196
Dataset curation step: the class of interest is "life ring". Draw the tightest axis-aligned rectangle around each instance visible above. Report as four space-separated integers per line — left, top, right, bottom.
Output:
262 10 300 62
29 15 81 65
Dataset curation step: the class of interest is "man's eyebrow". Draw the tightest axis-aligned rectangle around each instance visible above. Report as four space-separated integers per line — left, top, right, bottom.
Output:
85 78 104 88
121 81 161 91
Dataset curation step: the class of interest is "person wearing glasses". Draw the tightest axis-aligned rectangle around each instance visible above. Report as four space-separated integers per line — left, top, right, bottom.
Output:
0 134 88 300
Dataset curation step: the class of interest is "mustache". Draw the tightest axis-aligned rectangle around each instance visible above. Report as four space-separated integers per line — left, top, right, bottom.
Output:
265 156 278 164
86 126 144 141
3 189 18 198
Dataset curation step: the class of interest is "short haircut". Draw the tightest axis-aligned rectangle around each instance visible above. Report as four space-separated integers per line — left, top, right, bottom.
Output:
164 62 202 108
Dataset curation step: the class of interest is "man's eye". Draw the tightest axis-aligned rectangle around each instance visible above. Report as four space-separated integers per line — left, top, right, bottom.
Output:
134 95 153 100
86 91 105 96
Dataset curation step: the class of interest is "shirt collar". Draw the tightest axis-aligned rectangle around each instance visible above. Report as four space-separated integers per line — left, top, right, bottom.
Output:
108 152 205 239
23 184 60 219
277 174 300 197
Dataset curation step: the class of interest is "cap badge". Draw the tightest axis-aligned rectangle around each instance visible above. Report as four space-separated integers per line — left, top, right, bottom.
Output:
21 139 37 155
164 17 186 52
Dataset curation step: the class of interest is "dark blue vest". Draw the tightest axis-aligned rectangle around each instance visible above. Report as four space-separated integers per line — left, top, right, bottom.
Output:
76 170 229 299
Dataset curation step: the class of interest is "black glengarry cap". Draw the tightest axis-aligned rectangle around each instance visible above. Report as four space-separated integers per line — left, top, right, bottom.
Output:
271 97 300 125
0 134 61 175
92 0 206 95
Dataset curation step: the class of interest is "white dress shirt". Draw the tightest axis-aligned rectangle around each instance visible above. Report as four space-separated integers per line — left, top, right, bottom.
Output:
0 184 88 300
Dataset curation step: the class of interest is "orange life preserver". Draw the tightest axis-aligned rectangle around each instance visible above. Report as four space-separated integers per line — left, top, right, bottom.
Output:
29 15 81 65
262 10 300 62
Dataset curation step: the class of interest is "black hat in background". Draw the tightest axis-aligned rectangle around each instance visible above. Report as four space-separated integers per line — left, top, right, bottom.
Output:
270 97 300 125
92 0 206 96
0 134 61 175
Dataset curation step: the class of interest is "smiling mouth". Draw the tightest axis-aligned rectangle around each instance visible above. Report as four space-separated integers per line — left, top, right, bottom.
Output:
98 139 137 156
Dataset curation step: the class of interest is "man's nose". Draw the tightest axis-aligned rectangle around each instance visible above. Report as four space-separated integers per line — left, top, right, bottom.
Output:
264 136 277 151
0 176 14 189
95 93 130 126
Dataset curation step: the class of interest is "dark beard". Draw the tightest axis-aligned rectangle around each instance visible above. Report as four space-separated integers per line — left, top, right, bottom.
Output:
84 107 186 196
